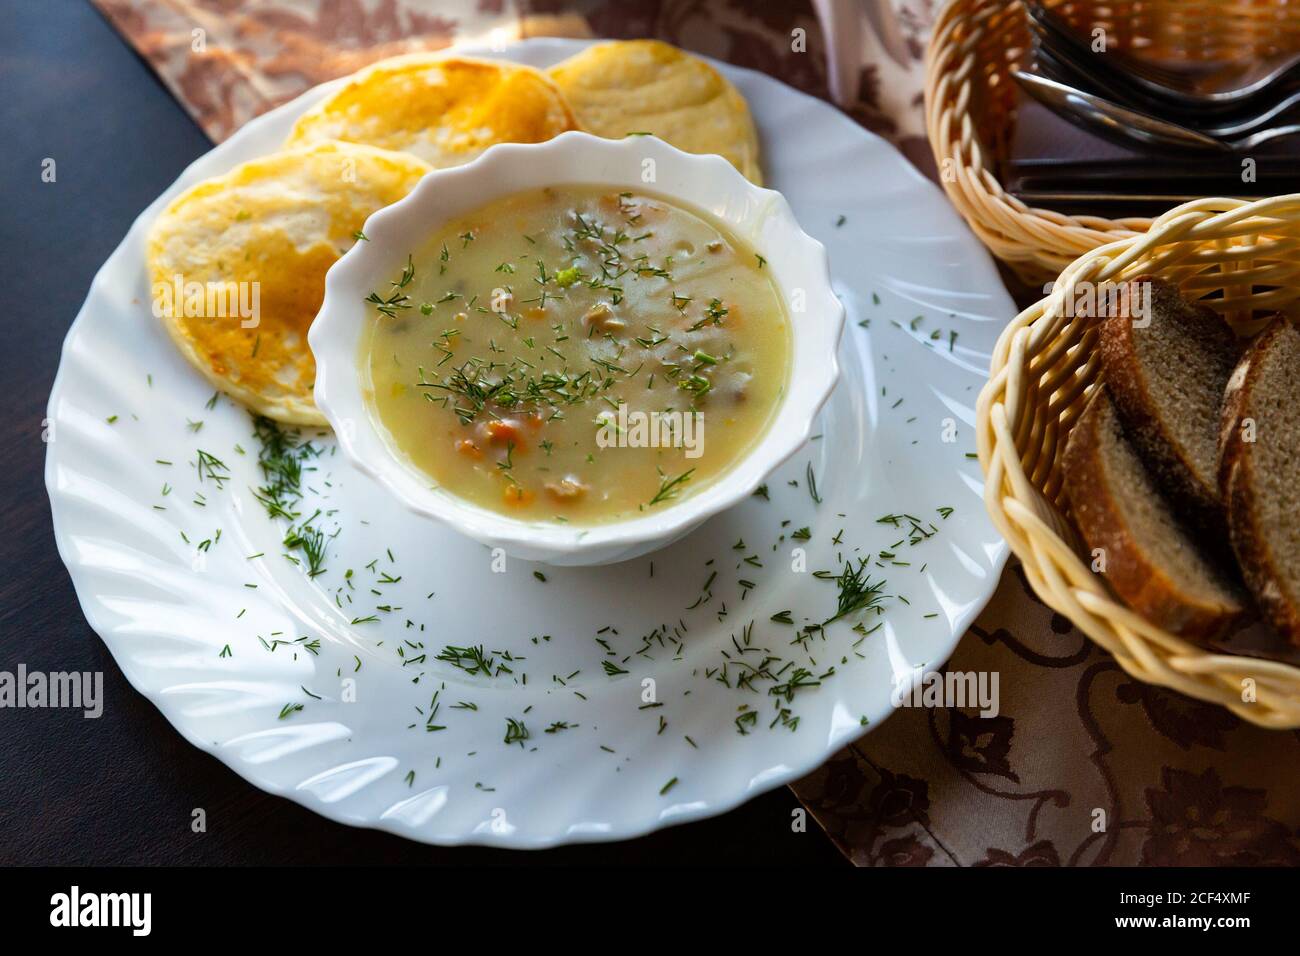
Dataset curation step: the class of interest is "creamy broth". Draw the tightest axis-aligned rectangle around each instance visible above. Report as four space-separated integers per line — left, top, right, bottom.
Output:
362 186 790 524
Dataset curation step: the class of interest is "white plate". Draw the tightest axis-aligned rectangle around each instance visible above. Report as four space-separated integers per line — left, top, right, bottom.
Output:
45 38 1014 847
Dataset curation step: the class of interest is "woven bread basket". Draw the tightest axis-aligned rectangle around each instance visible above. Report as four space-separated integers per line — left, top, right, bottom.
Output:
925 0 1300 284
978 194 1300 727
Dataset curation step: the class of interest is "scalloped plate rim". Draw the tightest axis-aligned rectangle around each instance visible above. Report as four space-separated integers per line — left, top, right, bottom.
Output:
44 37 1012 849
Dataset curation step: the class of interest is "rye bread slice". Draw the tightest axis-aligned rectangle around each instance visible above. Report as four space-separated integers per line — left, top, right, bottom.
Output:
1100 276 1238 537
1219 318 1300 645
1064 389 1248 642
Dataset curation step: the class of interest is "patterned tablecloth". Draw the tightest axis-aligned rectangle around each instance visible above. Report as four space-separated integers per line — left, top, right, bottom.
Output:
91 0 1300 866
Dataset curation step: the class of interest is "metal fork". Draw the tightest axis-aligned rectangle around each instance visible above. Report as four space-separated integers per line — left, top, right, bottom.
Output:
1026 2 1300 109
1030 35 1300 138
1015 67 1300 152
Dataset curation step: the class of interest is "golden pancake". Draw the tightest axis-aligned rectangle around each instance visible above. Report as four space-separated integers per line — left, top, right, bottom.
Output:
147 141 430 425
284 55 577 168
547 40 763 185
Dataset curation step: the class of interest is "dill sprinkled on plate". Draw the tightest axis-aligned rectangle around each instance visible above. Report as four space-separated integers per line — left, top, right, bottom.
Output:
195 449 230 488
769 667 821 702
805 462 821 504
436 644 497 677
248 416 337 577
823 559 887 626
282 518 328 578
251 416 319 518
504 717 530 747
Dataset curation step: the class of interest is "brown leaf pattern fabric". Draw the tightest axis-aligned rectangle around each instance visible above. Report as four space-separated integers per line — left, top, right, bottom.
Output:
796 567 1300 866
93 0 1300 865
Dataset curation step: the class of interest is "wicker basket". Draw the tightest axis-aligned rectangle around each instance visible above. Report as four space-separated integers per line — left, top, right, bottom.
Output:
978 194 1300 727
925 0 1300 284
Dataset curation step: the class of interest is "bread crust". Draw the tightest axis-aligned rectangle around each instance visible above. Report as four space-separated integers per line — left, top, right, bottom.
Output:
1065 389 1247 643
1219 318 1300 645
1100 275 1235 539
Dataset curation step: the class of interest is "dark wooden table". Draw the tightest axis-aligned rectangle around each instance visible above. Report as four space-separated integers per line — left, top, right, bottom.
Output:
0 0 845 866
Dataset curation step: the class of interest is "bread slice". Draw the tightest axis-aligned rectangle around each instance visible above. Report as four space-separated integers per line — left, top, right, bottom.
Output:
1219 318 1300 645
1064 389 1248 642
1100 276 1238 537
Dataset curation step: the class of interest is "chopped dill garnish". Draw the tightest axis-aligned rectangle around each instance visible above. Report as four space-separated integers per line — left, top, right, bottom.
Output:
504 717 530 747
283 516 328 577
251 415 319 521
195 450 230 488
436 644 496 677
805 462 822 504
364 287 410 318
769 667 820 702
250 416 330 576
647 467 694 507
824 559 887 626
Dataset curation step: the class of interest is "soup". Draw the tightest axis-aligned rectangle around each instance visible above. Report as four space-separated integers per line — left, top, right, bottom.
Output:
362 185 791 524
